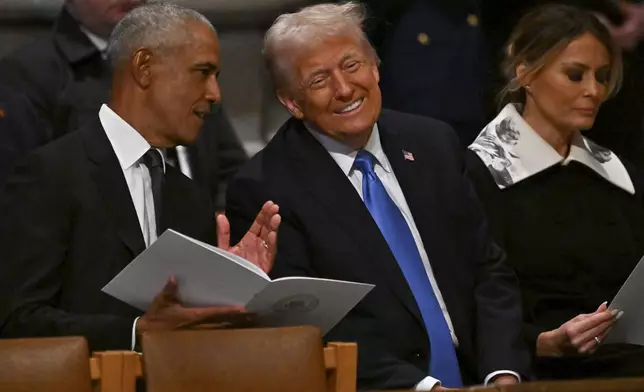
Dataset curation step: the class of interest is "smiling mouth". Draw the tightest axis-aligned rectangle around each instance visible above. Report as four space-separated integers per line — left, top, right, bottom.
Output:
335 98 364 114
193 110 209 120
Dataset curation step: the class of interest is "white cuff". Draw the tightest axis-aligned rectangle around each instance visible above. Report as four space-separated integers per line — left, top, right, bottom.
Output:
415 376 440 391
484 370 521 386
131 317 140 352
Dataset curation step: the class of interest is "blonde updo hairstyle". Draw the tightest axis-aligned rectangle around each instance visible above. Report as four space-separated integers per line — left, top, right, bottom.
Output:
499 4 623 106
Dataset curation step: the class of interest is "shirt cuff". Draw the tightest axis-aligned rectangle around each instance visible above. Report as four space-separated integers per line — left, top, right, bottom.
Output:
131 316 140 352
484 370 521 386
415 376 441 391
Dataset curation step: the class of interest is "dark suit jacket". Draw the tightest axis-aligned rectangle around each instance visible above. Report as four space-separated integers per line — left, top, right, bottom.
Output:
0 119 216 352
0 9 247 210
226 109 531 389
0 86 51 192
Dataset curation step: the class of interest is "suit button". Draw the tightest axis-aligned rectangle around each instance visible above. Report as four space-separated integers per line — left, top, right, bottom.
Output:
467 14 479 27
417 32 431 45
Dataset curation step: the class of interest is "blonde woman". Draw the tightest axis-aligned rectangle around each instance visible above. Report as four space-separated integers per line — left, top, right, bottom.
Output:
467 4 644 379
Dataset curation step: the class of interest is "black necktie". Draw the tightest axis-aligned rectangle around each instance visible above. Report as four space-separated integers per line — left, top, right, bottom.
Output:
165 147 179 168
142 149 165 236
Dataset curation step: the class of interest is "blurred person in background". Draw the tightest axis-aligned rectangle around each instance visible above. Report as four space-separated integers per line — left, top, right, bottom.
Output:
0 0 248 210
359 0 488 146
468 4 644 379
0 86 50 192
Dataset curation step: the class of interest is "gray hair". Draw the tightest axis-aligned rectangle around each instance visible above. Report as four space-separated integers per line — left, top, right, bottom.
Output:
263 2 377 91
107 2 215 69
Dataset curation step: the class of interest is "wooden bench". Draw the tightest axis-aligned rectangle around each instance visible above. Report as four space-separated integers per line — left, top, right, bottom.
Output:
90 342 357 392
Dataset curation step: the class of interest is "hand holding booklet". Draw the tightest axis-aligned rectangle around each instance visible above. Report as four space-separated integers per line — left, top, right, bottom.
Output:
102 229 374 335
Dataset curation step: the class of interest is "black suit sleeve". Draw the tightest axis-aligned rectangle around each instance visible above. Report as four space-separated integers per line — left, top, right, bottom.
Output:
465 149 545 360
0 153 134 351
226 176 428 390
209 107 248 211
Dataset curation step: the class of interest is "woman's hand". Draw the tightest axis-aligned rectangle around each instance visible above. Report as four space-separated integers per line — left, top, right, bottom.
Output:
536 302 622 357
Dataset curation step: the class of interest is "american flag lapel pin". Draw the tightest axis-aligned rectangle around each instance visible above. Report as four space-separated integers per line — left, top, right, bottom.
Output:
402 150 415 161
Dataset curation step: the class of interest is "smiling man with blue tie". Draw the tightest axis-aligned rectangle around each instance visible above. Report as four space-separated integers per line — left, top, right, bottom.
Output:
226 2 530 390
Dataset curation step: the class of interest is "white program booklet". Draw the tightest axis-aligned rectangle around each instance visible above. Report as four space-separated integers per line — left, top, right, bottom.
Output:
102 229 374 335
604 254 644 345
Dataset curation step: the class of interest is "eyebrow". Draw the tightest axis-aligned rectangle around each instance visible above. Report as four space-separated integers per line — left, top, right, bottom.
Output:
561 61 610 70
339 52 359 63
304 53 362 81
192 62 220 73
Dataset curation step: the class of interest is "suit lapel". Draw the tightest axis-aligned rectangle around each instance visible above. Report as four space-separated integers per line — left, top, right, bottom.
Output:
80 119 146 257
186 136 208 195
161 167 215 244
378 113 467 338
282 119 423 326
379 117 444 246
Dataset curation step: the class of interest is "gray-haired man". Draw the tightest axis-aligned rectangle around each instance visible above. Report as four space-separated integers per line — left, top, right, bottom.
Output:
227 2 530 390
0 3 280 352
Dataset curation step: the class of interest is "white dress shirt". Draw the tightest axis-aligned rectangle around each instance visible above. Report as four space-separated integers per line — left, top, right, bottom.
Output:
100 104 163 247
80 26 108 56
309 123 519 390
99 104 165 350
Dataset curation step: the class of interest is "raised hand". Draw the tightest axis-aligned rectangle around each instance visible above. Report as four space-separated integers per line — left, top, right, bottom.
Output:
217 200 281 274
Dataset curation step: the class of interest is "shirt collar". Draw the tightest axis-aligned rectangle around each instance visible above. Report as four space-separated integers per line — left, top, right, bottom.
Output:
306 122 392 175
98 104 166 173
469 103 634 194
79 25 108 54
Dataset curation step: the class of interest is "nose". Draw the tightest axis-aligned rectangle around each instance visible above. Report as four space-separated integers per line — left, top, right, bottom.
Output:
583 77 602 100
332 71 354 100
204 74 222 104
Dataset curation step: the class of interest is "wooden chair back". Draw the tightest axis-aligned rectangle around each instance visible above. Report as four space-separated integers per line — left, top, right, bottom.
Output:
0 336 93 392
142 326 327 392
90 328 357 392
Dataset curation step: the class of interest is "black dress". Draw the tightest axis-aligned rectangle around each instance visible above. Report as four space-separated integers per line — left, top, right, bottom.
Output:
466 145 644 379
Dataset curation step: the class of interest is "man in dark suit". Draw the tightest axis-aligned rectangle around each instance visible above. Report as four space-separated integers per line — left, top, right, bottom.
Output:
226 3 530 390
0 0 247 210
0 3 280 353
0 86 51 192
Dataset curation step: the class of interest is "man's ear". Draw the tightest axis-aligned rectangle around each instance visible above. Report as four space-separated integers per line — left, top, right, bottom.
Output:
370 57 380 84
277 90 304 119
131 48 154 89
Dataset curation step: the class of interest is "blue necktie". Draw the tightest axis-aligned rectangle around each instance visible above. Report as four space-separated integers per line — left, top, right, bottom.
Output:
354 150 463 387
